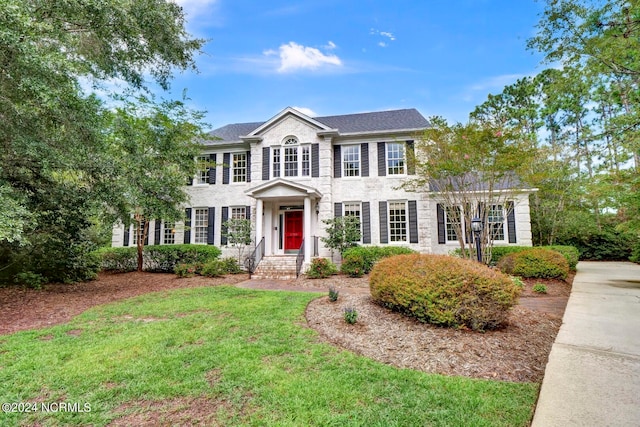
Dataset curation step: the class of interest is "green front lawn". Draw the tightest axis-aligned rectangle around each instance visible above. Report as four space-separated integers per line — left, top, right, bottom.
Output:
0 286 538 426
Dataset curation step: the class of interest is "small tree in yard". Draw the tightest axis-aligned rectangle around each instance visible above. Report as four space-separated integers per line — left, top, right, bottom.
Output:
222 218 252 266
321 216 361 257
403 117 535 263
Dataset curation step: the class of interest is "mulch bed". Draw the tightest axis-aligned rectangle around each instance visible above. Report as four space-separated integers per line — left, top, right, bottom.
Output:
0 271 572 383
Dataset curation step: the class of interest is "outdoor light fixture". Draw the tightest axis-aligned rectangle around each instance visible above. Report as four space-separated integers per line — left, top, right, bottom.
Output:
315 202 320 215
471 217 483 263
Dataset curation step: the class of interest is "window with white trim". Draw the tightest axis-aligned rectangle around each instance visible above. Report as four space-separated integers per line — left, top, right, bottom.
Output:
488 204 505 241
388 201 407 242
445 207 461 242
387 143 406 175
163 222 175 245
343 202 362 241
302 146 310 176
272 148 281 178
231 206 246 220
342 145 360 177
194 208 208 244
284 137 298 177
196 155 208 184
273 137 312 178
232 152 247 183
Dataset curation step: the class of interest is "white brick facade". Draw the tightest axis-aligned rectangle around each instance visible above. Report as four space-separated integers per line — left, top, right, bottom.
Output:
112 108 534 265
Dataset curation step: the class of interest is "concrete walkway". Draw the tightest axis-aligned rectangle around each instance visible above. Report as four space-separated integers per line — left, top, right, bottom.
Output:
532 261 640 427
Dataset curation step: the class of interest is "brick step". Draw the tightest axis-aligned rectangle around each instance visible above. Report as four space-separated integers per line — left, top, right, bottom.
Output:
252 256 299 280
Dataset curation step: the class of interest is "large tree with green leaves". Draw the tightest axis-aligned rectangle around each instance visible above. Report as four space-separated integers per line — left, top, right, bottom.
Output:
523 0 640 255
107 96 205 272
0 0 204 283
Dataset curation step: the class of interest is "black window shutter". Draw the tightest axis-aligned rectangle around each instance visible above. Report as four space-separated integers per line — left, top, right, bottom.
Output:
361 143 369 177
408 200 418 243
334 202 342 218
246 150 251 182
262 147 270 180
312 143 320 177
362 202 371 244
207 207 215 245
154 220 161 245
507 201 517 243
184 208 192 244
379 201 388 244
220 207 229 245
333 145 341 178
222 153 230 184
377 142 386 176
406 141 415 175
437 204 446 244
123 226 130 247
208 153 216 184
246 205 251 220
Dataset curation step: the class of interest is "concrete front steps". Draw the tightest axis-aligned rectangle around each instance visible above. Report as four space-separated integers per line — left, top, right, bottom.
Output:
251 255 299 280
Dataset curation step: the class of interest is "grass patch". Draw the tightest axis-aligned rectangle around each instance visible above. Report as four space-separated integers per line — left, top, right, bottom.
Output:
0 286 538 426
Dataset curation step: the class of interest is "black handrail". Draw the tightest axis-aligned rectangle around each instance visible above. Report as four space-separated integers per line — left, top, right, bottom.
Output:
295 239 305 278
244 237 265 274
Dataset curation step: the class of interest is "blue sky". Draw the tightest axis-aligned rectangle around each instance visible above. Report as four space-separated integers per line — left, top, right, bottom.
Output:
163 0 547 130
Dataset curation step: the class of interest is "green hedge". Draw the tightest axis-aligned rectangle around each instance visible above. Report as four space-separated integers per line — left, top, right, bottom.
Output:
497 248 569 280
341 246 416 275
98 244 222 273
452 245 579 271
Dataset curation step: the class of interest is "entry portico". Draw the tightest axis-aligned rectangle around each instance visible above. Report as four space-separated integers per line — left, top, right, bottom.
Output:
245 178 322 264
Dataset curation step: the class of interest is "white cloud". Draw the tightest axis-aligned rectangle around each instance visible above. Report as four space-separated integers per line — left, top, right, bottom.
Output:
370 29 396 47
324 41 337 50
292 106 317 117
267 42 342 73
380 31 395 41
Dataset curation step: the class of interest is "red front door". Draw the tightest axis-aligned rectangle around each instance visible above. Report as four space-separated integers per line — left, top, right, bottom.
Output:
284 211 303 251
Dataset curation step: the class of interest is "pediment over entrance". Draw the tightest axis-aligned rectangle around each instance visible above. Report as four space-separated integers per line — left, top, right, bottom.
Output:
245 178 322 200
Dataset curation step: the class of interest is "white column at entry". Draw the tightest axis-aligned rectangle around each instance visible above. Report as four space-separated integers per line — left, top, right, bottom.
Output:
303 196 311 263
256 199 263 247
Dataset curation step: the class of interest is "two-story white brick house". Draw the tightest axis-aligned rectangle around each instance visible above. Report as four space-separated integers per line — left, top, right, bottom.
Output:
112 107 533 274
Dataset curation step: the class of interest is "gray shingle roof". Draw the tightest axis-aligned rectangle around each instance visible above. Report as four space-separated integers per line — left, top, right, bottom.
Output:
206 108 429 142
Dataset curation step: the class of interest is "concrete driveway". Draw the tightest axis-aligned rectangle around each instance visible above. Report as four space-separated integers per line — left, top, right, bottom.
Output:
531 261 640 426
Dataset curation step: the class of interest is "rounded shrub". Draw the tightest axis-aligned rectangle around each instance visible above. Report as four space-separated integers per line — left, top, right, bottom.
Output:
306 258 338 279
340 254 365 277
200 259 227 277
370 254 521 331
497 248 569 280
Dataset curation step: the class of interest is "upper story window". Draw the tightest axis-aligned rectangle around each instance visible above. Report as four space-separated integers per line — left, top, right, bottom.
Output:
273 137 311 178
232 152 247 183
387 142 406 175
342 145 360 177
196 155 208 184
